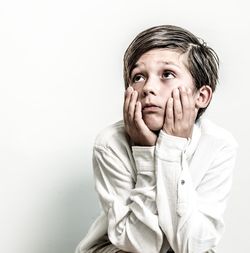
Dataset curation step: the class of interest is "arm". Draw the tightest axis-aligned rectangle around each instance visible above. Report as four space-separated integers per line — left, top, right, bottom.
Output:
156 87 237 252
93 142 163 253
91 87 168 253
156 131 237 253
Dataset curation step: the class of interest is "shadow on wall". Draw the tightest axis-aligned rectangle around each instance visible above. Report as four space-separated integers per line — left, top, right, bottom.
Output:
62 175 100 253
32 163 100 253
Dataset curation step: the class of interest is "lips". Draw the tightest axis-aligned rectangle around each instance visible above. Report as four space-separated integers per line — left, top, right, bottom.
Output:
142 103 161 113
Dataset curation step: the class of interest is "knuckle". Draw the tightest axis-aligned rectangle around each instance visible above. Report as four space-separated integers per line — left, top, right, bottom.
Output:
181 90 187 96
176 108 182 114
128 112 133 121
134 118 140 127
175 112 182 120
167 113 173 120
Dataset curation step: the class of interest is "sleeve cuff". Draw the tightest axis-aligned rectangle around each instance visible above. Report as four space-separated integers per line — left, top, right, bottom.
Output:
156 130 190 161
132 146 155 171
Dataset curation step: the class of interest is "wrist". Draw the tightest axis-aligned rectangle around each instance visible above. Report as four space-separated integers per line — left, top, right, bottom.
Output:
133 138 157 147
162 127 193 139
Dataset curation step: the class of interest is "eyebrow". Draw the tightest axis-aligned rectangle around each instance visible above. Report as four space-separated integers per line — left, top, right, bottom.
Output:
133 60 181 69
161 61 181 69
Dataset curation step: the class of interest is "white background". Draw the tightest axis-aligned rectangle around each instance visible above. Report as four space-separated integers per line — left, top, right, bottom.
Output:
0 0 249 252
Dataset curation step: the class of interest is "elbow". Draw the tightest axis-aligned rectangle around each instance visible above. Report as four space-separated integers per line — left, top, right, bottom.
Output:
107 217 163 253
175 216 223 253
176 235 218 253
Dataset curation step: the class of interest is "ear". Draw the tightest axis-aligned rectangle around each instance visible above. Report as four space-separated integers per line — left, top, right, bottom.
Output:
195 85 213 109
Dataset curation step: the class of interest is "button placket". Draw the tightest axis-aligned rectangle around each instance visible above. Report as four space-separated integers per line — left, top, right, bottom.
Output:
177 151 188 216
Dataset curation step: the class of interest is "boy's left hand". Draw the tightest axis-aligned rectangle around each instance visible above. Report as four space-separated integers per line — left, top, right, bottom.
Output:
162 87 196 139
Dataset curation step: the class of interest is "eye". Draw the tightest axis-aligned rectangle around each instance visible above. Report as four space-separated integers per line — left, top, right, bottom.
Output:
132 74 145 83
162 71 175 80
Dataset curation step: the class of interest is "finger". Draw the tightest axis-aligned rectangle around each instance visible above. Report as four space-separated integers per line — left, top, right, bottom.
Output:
128 90 138 123
123 86 133 124
123 86 133 114
134 101 147 131
180 86 191 123
165 97 174 131
173 88 182 122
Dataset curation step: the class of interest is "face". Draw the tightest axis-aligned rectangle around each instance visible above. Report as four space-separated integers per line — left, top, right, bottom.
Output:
130 48 196 131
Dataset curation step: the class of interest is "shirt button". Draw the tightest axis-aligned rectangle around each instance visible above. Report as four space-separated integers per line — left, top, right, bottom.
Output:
181 179 185 185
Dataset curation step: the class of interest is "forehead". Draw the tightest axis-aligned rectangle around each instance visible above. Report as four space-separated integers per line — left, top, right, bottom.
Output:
135 48 189 69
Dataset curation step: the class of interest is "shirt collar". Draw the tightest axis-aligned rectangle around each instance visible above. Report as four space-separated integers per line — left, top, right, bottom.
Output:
185 118 202 159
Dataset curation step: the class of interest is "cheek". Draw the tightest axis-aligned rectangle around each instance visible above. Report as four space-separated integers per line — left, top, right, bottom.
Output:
133 85 143 96
130 85 143 100
159 89 172 106
131 82 143 90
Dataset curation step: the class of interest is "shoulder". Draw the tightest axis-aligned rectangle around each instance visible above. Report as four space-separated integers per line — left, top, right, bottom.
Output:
198 117 238 149
93 121 135 177
94 120 131 152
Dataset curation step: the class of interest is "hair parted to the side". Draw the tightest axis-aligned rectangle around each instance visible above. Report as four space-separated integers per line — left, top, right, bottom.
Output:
123 25 219 120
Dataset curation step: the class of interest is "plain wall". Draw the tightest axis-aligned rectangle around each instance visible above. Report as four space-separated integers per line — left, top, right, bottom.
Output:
0 0 249 252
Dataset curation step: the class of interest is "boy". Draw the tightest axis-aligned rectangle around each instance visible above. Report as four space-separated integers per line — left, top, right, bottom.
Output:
76 25 238 253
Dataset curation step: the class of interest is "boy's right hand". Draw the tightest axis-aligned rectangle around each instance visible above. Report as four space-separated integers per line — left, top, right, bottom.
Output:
123 87 157 146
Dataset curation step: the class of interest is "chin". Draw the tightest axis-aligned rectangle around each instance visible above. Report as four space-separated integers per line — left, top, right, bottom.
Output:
143 115 164 132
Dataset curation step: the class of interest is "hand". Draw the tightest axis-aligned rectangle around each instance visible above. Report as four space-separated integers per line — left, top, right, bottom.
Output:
123 86 157 146
163 87 196 139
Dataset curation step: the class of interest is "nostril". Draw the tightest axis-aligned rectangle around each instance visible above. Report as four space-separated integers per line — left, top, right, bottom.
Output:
143 89 155 97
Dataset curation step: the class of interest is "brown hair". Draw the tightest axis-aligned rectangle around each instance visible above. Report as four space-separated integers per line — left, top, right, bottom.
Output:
123 25 219 119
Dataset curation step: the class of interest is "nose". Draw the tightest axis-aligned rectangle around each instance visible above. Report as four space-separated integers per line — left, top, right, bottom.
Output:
142 76 159 97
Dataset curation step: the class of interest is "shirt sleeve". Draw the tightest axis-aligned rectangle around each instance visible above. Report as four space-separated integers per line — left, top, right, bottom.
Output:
155 130 237 253
93 144 163 253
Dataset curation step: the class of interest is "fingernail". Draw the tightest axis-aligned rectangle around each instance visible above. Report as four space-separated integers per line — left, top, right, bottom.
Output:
127 86 133 92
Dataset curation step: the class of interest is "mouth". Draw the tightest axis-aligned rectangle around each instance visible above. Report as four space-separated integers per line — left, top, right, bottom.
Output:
142 103 161 113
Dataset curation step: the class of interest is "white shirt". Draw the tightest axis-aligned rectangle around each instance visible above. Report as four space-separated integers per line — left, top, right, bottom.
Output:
75 117 238 253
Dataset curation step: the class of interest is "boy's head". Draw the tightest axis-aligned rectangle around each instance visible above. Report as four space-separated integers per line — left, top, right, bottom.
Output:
123 25 219 122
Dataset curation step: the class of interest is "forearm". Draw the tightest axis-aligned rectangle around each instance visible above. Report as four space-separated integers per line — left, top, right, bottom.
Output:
94 146 163 253
155 130 237 253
